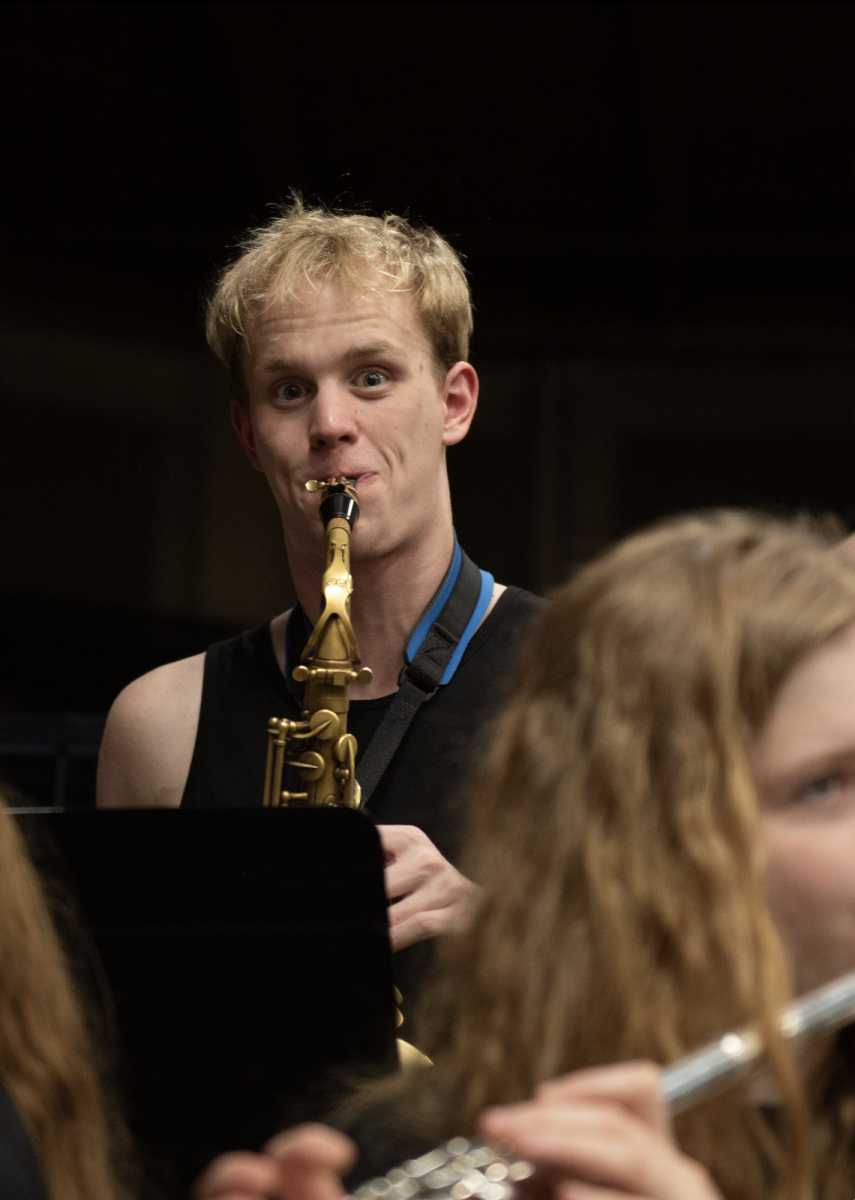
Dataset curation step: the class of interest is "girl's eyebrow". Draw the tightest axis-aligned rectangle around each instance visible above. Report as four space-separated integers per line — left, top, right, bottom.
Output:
760 750 855 790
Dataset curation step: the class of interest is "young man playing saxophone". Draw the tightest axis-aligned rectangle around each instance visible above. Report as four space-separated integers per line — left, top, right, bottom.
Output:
96 201 545 964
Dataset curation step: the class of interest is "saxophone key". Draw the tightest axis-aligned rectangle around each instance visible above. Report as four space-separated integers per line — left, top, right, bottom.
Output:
333 733 357 763
286 751 325 781
279 791 308 806
309 709 341 739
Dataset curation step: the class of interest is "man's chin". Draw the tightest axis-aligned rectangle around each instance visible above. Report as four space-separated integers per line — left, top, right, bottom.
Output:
349 521 403 564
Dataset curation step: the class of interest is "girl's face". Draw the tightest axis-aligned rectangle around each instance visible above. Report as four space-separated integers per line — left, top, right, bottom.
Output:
754 621 855 995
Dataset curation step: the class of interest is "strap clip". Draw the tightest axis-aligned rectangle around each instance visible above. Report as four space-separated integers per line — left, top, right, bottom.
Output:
398 661 440 699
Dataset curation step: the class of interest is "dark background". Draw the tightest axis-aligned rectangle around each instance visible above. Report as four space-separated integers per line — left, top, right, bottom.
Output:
1 2 855 797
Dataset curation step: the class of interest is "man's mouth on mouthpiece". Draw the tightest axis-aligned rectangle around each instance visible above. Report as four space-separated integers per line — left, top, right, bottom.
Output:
334 471 375 485
303 470 377 489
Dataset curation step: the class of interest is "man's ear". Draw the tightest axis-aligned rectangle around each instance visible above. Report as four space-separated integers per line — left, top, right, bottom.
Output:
230 401 265 472
441 362 479 447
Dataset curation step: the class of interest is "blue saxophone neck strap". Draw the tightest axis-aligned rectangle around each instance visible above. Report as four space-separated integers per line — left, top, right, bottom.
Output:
357 533 494 806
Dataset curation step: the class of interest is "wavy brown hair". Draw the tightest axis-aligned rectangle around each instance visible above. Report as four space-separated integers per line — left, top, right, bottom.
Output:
0 798 133 1200
348 510 855 1200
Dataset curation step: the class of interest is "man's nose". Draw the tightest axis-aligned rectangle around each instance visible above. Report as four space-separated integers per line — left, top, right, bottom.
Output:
307 384 358 450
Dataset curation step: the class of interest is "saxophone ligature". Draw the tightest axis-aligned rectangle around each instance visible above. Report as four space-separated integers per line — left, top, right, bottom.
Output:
262 476 372 808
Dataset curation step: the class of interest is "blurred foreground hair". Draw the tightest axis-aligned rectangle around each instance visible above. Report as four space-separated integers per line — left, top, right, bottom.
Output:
347 510 855 1200
206 197 472 402
0 799 133 1200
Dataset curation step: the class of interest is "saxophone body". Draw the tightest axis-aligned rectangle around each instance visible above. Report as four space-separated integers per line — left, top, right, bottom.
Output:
262 477 372 809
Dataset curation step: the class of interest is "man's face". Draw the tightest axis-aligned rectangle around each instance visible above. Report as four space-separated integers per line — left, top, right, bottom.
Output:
753 621 855 994
233 279 476 564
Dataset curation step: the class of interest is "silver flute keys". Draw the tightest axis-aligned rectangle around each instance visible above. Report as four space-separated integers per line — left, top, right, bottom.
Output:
352 1138 535 1200
352 970 855 1200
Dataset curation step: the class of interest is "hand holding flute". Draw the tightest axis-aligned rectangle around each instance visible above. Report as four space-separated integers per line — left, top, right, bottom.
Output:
195 1062 721 1200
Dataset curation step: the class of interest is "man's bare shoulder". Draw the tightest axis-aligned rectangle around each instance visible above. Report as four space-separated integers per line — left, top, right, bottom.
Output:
96 653 206 810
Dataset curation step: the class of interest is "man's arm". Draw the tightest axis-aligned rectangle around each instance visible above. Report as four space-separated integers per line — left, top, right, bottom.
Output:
96 654 205 809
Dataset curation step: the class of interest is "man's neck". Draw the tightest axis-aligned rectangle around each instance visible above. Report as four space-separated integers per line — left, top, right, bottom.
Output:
286 521 456 699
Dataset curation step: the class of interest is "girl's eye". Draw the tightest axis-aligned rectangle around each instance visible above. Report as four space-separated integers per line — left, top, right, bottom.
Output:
356 370 386 389
804 775 841 800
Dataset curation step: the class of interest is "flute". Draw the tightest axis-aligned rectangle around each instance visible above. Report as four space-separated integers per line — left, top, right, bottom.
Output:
352 970 855 1200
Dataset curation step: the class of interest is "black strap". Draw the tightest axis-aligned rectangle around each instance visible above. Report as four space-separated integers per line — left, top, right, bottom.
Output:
357 550 484 806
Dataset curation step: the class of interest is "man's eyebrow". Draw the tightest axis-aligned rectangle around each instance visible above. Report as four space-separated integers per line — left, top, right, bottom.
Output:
257 356 304 375
340 341 403 361
257 343 405 375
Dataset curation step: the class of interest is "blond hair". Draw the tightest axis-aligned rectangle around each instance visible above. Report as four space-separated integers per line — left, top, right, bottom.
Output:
0 800 134 1200
205 199 473 400
345 511 855 1200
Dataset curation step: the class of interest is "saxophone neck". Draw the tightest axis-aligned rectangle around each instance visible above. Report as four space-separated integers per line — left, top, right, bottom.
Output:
302 478 362 666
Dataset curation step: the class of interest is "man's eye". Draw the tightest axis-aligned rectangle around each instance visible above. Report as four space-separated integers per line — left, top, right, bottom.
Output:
275 382 306 403
356 370 387 389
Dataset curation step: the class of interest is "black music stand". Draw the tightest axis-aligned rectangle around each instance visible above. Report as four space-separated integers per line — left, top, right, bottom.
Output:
17 809 397 1197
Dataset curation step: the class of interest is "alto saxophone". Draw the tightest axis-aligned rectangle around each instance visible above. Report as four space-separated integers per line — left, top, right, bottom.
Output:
262 476 372 808
262 478 430 1068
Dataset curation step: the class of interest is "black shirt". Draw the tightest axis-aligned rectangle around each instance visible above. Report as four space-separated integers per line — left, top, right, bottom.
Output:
182 585 545 864
0 1074 48 1200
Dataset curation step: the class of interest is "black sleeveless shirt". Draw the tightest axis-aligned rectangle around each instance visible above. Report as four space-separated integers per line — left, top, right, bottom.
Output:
0 1073 48 1200
182 586 546 865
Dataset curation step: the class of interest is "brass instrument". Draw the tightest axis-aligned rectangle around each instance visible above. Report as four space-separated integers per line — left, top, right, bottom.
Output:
263 476 372 809
352 970 855 1200
262 476 429 1067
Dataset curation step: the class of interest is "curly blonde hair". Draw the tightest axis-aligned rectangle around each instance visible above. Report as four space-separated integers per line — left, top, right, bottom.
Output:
205 198 473 401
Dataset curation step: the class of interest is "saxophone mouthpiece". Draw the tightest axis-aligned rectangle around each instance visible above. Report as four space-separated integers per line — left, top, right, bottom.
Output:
305 478 360 529
305 476 357 493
